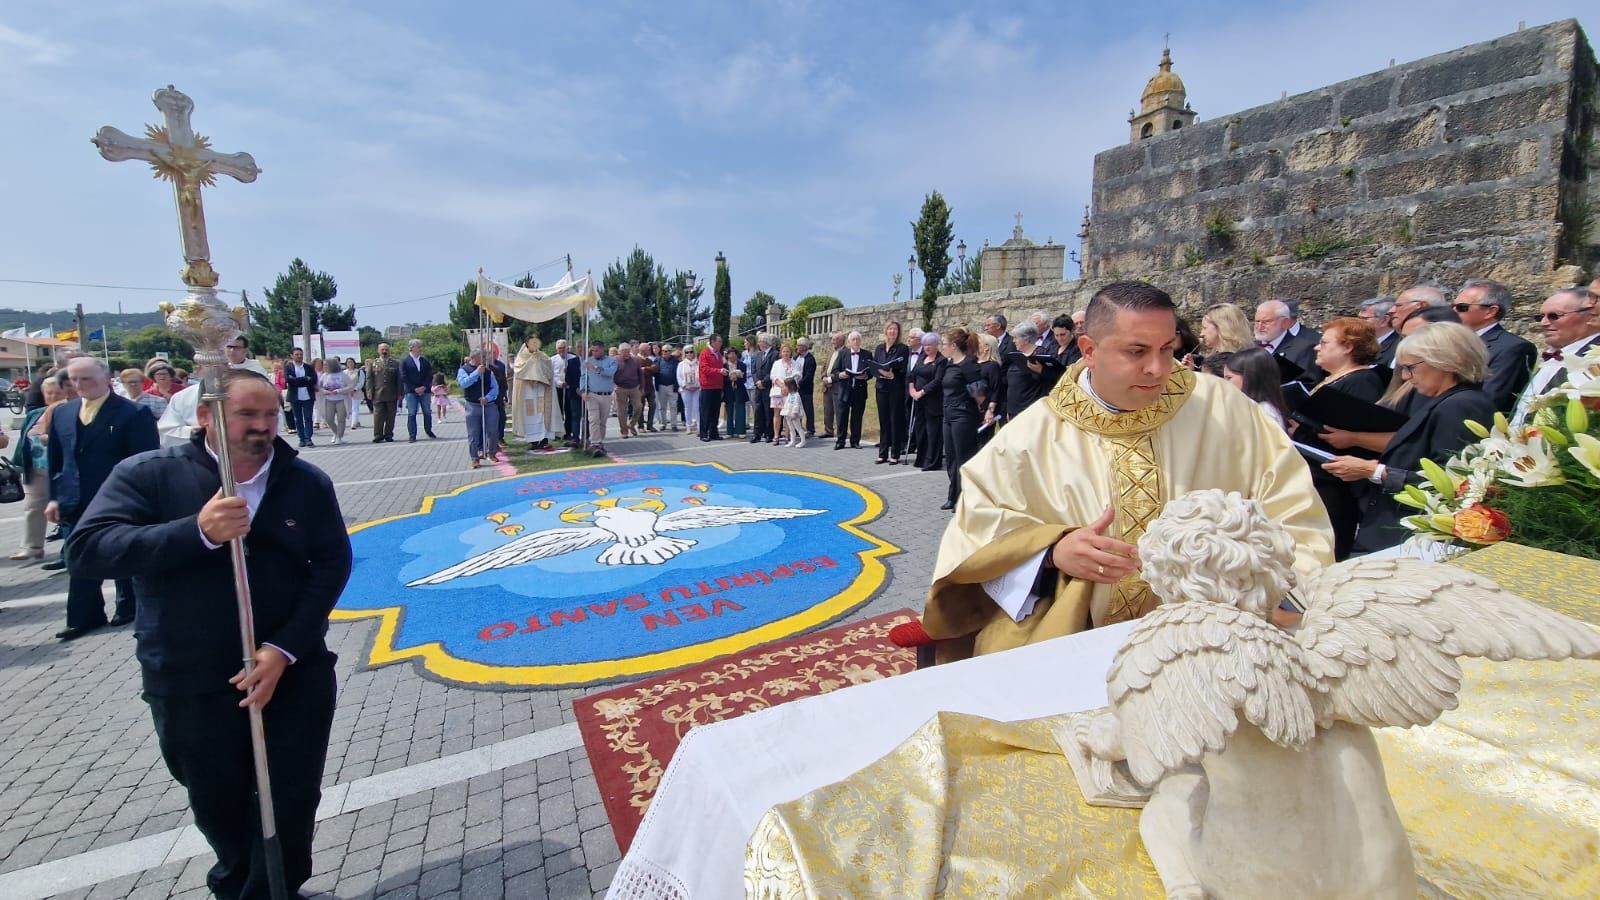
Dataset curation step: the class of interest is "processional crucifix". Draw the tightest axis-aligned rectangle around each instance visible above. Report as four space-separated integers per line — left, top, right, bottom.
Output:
92 87 290 900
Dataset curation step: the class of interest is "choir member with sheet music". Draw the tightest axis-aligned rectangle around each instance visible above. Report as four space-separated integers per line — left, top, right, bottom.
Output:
1000 322 1058 420
938 328 984 510
908 332 945 471
872 322 909 465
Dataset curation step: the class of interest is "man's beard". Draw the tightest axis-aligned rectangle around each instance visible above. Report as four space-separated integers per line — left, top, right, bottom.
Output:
236 431 274 456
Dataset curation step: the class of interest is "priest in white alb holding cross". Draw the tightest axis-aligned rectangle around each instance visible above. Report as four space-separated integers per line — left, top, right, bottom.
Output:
916 281 1334 662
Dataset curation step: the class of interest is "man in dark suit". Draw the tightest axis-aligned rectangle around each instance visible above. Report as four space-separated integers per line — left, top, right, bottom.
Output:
398 338 437 442
820 332 844 440
1358 297 1400 369
365 342 400 443
795 338 818 437
281 348 318 448
831 331 870 449
1454 279 1538 414
984 314 1015 359
46 357 160 639
1254 299 1323 383
1512 285 1600 424
749 334 778 443
554 339 582 442
69 370 349 900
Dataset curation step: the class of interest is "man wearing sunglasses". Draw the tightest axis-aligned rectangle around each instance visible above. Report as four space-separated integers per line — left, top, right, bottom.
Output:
1511 285 1600 424
1452 279 1537 414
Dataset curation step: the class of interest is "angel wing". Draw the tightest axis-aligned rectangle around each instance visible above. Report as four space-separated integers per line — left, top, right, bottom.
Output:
1294 557 1600 730
1108 602 1321 787
656 506 825 532
405 526 611 586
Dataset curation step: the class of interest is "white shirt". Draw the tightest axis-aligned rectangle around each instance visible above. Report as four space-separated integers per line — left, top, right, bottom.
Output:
677 359 699 391
769 359 798 397
1514 333 1600 424
1262 332 1286 353
552 353 570 388
1475 323 1497 337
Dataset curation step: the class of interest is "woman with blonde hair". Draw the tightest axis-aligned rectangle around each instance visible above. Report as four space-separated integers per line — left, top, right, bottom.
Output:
1322 323 1493 554
973 331 1003 440
938 327 984 510
1188 303 1254 369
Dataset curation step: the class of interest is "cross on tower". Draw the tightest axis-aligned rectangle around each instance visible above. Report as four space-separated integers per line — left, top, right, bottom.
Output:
92 85 260 288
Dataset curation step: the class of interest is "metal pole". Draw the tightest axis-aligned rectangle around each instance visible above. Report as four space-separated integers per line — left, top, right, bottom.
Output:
298 281 312 359
200 342 290 900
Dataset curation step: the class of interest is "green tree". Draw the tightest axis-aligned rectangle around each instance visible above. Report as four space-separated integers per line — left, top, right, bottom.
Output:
245 258 342 357
123 324 195 369
449 278 480 330
739 291 782 335
939 253 982 295
598 247 666 341
712 257 732 340
911 192 954 330
658 269 707 343
785 294 844 339
411 324 467 384
358 325 383 358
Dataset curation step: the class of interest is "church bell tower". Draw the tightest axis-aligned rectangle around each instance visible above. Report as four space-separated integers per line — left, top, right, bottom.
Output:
1129 47 1196 142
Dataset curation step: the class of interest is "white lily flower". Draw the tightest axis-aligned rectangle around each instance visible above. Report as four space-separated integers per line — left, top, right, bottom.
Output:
1571 433 1600 481
1498 434 1566 487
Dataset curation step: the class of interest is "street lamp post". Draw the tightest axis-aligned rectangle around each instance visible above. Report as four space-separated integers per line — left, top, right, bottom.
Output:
907 253 916 302
681 270 699 344
957 239 967 291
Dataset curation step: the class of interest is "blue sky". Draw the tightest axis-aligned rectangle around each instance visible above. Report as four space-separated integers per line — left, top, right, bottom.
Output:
0 1 1590 328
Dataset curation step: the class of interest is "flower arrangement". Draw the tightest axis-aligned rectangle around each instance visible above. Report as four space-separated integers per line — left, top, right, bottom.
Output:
1397 354 1600 560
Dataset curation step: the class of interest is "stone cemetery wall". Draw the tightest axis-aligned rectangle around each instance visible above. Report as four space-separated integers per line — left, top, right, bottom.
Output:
809 20 1597 340
1086 19 1598 318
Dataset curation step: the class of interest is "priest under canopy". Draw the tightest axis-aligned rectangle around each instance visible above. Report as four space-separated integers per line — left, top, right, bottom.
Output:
920 281 1335 662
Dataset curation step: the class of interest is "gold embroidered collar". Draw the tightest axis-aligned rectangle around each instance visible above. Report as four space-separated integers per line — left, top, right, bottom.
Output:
1044 361 1194 437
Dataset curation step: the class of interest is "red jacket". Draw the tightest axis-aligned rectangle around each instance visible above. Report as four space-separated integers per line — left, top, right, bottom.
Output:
698 346 725 390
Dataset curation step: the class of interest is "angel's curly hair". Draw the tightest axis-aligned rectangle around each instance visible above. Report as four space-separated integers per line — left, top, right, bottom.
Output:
1138 490 1296 617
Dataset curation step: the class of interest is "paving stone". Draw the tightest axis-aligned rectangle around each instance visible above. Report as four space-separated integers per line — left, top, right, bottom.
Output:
0 426 934 896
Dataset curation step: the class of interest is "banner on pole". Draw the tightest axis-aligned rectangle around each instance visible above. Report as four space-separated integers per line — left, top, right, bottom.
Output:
465 329 510 363
324 330 361 360
291 335 325 360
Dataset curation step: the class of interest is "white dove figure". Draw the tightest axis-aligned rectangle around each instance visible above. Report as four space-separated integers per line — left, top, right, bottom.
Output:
1064 489 1600 900
406 502 825 585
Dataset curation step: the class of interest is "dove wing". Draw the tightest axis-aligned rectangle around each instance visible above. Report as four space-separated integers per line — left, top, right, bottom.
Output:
1294 557 1600 730
1109 603 1320 787
405 526 612 586
656 506 825 532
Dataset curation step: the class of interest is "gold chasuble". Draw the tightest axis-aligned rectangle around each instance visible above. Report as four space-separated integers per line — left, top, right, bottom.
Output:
924 362 1333 662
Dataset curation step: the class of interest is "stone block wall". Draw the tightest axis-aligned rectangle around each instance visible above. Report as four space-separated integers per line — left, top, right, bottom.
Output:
978 243 1067 291
1085 19 1598 315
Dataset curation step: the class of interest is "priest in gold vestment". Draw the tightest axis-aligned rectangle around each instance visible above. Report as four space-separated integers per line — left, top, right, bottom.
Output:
511 335 556 448
923 281 1334 662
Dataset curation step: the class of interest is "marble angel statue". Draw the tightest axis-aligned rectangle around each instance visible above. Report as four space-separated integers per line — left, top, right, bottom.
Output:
1065 489 1600 900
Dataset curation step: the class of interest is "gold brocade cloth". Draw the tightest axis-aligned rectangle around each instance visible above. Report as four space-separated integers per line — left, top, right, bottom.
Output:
748 542 1600 898
744 713 1162 898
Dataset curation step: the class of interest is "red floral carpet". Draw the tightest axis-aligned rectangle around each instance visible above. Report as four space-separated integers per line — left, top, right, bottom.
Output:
574 609 918 853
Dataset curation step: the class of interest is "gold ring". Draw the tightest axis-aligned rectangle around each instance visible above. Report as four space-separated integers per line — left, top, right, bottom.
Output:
1096 564 1105 576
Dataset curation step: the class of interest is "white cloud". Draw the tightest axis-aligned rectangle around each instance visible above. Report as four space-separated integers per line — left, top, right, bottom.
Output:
0 21 66 66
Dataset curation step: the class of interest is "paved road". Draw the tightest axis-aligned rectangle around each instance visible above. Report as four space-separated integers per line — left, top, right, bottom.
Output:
0 412 953 899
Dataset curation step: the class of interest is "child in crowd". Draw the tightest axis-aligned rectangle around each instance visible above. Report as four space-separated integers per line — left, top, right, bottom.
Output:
780 378 804 448
430 372 450 421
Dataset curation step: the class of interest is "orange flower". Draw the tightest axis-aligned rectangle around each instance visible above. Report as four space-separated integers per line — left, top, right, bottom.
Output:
1452 503 1511 545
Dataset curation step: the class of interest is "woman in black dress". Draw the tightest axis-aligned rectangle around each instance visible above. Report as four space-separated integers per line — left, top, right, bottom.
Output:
974 332 1004 446
1297 317 1387 560
939 327 984 510
873 321 909 465
1322 323 1496 555
908 332 945 470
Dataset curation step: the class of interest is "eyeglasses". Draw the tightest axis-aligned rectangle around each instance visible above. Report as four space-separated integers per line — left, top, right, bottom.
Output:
1452 303 1488 313
1538 306 1596 322
1397 362 1421 377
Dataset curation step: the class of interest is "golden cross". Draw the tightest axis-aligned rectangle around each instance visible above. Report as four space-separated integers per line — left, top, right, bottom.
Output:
92 86 260 288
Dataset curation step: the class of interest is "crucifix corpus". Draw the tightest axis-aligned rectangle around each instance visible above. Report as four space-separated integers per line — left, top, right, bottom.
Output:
92 86 291 900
